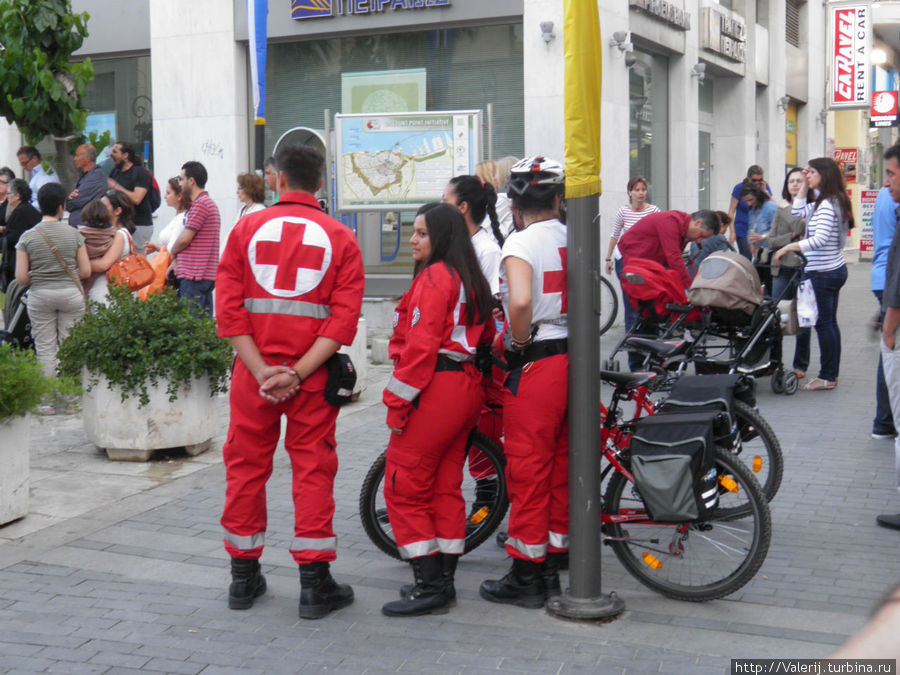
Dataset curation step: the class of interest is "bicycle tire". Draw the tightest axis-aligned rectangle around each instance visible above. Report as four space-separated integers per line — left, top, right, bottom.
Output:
599 275 618 336
358 430 509 560
731 400 783 503
603 447 771 602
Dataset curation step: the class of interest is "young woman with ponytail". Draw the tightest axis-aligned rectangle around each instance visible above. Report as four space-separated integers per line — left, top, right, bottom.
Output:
443 175 503 293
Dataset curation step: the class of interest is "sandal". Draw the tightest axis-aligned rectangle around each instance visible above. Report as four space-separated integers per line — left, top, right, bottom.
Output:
801 377 836 391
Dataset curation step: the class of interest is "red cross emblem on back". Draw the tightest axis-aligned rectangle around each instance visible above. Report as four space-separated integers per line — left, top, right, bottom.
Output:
250 217 333 297
542 247 567 313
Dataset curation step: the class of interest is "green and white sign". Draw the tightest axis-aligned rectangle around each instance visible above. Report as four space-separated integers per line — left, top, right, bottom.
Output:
334 110 481 211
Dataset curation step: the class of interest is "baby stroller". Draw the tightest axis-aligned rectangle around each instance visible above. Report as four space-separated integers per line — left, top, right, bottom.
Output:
684 251 804 395
602 258 701 372
0 280 34 350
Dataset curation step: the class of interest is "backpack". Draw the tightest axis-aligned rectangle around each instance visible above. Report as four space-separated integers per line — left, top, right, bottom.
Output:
145 169 161 213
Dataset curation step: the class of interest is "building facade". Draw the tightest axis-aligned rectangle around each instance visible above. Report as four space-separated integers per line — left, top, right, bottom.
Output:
2 1 897 298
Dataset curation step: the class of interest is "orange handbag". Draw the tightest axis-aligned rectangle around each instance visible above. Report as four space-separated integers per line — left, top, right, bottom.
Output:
137 249 172 301
106 231 154 291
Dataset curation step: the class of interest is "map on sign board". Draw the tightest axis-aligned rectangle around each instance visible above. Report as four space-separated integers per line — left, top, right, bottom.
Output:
335 111 481 211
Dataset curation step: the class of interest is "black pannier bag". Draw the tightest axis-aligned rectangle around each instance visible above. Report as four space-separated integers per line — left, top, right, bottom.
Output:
659 373 757 442
324 353 356 407
628 411 723 522
658 373 756 415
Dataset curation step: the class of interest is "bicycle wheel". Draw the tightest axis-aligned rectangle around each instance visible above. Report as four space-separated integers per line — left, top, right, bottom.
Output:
358 430 509 560
599 275 618 336
603 447 771 602
730 400 783 503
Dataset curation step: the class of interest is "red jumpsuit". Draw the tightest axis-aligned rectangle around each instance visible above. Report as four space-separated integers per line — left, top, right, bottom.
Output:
215 192 365 564
499 218 569 562
383 262 493 559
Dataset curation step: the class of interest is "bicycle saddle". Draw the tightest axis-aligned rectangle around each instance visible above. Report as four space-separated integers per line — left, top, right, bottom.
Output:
624 337 685 358
599 370 656 390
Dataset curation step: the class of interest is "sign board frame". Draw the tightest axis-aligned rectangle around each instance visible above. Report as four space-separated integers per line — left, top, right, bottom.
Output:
334 110 482 212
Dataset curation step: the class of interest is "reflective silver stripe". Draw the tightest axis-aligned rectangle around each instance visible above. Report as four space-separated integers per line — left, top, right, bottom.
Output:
436 537 465 554
290 536 337 551
437 349 474 362
548 531 569 549
397 539 439 560
244 297 331 319
224 530 265 550
386 375 421 402
504 536 547 560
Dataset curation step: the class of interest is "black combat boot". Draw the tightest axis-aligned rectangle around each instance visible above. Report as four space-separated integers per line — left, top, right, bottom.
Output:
228 558 267 610
298 561 354 620
383 553 451 617
399 553 458 605
479 558 546 608
541 554 564 598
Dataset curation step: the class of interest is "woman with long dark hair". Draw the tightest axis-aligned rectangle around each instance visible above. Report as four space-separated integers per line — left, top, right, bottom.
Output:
740 182 778 293
381 202 495 617
443 174 503 293
774 157 852 390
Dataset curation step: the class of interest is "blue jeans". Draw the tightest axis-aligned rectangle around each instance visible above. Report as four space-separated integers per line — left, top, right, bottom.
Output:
615 257 650 371
178 278 215 318
874 290 897 434
614 257 638 333
736 236 751 260
794 266 848 382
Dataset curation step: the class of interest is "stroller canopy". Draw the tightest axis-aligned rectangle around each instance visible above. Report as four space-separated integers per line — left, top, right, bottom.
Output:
688 251 764 315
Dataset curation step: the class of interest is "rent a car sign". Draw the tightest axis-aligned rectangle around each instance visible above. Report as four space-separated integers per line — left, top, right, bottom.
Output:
831 4 870 109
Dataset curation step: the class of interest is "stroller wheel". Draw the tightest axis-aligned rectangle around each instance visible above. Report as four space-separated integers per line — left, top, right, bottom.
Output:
770 369 785 394
782 371 799 395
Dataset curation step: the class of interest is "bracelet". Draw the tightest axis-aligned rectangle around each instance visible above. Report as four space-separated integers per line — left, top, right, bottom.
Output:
510 333 533 349
291 370 303 384
605 258 612 262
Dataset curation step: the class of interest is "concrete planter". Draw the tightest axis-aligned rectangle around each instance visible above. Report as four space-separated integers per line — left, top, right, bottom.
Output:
339 316 368 399
82 374 216 461
0 415 29 525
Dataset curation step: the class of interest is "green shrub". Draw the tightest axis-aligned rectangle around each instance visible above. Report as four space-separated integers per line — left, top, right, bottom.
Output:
58 286 233 407
0 344 53 422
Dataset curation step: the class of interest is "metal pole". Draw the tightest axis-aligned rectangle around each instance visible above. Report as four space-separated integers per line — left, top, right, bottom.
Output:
546 195 625 620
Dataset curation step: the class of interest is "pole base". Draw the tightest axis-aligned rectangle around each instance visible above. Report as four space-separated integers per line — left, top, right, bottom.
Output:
546 590 625 622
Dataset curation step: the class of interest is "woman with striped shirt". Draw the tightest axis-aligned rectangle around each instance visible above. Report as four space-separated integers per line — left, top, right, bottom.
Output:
774 157 852 391
604 177 660 335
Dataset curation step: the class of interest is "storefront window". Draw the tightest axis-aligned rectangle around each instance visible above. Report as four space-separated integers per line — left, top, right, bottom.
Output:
81 55 154 168
266 24 523 284
629 50 669 208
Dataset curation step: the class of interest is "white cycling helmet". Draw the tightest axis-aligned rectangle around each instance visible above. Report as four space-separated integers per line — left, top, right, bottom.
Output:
507 156 565 200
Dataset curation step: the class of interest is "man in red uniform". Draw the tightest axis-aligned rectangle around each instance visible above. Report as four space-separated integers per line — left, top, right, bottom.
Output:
617 209 719 288
215 145 364 619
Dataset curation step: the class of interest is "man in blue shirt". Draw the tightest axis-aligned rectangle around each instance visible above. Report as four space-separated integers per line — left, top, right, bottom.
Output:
727 165 772 260
872 186 899 440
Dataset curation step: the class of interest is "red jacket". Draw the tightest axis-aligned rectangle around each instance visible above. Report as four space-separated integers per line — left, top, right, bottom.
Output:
384 262 493 429
617 210 693 288
216 192 365 387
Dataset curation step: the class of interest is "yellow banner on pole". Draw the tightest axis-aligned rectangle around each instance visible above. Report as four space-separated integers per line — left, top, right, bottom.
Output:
564 0 602 199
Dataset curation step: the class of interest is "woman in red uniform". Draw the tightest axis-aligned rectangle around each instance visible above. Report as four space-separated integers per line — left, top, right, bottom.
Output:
381 202 495 617
480 156 569 609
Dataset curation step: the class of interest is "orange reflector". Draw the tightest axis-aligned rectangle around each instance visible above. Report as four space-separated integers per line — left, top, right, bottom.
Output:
642 552 662 569
719 475 739 493
752 456 763 473
469 506 489 524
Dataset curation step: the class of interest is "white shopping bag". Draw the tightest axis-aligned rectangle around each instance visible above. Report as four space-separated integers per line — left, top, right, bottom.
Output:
796 279 818 328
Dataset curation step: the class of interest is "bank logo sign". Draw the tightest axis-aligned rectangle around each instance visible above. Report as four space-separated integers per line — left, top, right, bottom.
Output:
292 0 451 20
291 0 333 19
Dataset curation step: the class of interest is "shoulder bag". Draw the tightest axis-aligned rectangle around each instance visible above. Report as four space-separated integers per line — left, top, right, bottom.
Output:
37 226 90 312
106 229 154 291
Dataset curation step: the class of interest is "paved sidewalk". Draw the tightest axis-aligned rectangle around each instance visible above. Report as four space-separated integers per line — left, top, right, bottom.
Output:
1 260 897 674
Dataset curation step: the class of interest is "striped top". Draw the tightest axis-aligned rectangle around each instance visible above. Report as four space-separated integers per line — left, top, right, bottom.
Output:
610 203 660 259
178 192 221 280
792 197 846 272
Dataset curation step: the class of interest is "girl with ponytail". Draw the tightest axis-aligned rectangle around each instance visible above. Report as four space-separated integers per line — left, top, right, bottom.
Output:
443 175 503 294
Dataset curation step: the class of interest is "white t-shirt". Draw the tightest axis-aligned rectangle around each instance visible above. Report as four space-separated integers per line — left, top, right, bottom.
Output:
500 218 568 341
481 192 514 245
88 229 131 305
157 212 185 250
471 227 502 295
